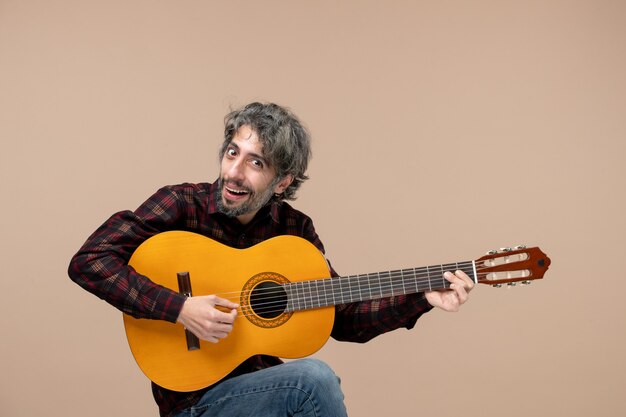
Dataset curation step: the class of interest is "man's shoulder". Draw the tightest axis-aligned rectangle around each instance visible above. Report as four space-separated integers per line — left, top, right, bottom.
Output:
146 182 217 210
276 201 314 224
156 182 217 200
161 182 213 193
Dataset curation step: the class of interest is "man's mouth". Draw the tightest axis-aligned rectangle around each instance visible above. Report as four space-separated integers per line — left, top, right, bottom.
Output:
224 185 250 198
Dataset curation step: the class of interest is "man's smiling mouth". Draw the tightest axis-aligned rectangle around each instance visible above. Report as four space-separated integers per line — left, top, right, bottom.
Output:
225 186 250 196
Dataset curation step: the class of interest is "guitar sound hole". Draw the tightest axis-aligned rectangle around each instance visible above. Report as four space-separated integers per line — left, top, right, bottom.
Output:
250 281 287 319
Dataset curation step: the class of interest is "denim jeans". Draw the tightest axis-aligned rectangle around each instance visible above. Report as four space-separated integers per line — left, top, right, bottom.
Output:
172 359 348 417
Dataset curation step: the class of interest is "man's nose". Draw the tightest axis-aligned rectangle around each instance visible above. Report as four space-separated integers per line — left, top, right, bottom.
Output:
226 159 245 181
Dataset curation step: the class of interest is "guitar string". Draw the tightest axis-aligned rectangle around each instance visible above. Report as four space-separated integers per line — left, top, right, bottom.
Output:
234 276 478 316
222 264 486 313
210 262 480 305
231 282 487 319
206 267 497 319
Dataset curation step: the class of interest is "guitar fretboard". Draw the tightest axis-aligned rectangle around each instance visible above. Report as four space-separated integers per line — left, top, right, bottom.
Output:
283 261 476 312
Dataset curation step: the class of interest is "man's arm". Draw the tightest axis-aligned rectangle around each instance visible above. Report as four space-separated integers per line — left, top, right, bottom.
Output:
67 186 188 322
331 293 434 343
330 270 474 344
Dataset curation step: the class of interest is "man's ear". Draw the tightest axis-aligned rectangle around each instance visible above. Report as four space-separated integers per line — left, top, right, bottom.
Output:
273 174 294 194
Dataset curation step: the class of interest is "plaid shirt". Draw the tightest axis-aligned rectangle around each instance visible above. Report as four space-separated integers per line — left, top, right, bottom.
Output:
68 182 433 416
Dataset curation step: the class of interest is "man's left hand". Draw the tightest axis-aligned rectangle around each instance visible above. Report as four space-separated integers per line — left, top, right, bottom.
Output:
425 270 474 312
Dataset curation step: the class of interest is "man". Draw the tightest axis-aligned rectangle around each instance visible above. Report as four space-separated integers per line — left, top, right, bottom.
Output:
68 102 473 417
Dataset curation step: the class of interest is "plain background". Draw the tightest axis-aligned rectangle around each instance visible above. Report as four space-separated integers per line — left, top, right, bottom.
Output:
1 1 625 416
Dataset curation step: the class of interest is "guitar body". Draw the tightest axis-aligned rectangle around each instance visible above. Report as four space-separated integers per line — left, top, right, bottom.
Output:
123 231 333 392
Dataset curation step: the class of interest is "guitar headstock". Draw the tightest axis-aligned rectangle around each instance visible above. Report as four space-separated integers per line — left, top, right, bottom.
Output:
475 246 551 287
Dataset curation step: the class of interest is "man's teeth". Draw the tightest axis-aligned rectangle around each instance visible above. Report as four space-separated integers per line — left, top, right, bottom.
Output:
227 187 248 195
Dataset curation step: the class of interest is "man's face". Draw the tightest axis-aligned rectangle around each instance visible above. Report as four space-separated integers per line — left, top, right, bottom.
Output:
217 125 292 224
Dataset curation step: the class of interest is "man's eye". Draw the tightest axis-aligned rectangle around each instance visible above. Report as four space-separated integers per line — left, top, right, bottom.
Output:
227 149 237 157
251 160 263 168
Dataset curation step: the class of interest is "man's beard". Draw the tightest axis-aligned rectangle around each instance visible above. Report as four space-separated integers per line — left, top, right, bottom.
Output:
216 177 279 219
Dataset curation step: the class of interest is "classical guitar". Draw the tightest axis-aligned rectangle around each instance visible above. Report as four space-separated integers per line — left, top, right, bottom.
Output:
123 231 551 391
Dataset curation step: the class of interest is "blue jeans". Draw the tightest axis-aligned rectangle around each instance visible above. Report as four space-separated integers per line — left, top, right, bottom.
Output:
172 359 348 417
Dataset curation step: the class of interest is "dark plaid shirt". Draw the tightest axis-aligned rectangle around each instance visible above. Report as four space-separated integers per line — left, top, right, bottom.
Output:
68 182 433 416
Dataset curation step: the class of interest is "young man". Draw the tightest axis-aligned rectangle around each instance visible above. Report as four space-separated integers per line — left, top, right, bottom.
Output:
68 102 473 417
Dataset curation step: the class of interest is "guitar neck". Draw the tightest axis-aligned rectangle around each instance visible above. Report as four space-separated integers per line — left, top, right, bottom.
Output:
284 260 476 312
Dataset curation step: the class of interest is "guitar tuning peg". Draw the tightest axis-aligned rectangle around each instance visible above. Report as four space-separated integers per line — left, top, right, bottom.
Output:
507 282 517 288
488 249 498 255
515 245 527 250
500 247 513 252
521 280 532 285
493 284 503 288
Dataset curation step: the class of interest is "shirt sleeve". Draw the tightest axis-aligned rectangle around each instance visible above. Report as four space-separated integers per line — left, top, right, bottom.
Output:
67 186 188 322
331 293 434 343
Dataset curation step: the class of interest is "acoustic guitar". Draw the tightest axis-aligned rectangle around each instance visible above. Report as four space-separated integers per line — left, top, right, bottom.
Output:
123 231 551 391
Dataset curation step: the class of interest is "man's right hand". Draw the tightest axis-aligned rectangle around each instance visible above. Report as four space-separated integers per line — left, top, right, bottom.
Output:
176 295 239 343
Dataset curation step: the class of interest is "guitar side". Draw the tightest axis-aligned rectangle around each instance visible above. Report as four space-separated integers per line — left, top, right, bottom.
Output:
123 231 334 392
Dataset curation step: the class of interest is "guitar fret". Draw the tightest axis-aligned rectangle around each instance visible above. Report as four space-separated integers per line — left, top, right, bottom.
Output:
312 280 317 309
307 280 314 309
402 270 410 293
383 277 393 296
292 281 298 311
354 275 363 301
303 281 311 309
302 282 308 309
357 276 363 301
377 272 384 297
321 278 329 307
297 281 304 310
284 283 292 312
394 270 404 295
307 280 315 309
312 279 322 308
439 264 445 289
386 272 392 296
348 275 355 302
374 272 382 299
357 275 362 301
399 269 408 294
412 267 419 293
298 281 306 310
378 272 386 298
441 263 456 289
287 282 295 312
313 279 320 308
409 268 415 293
316 280 327 307
316 280 321 308
351 275 359 302
338 277 345 304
